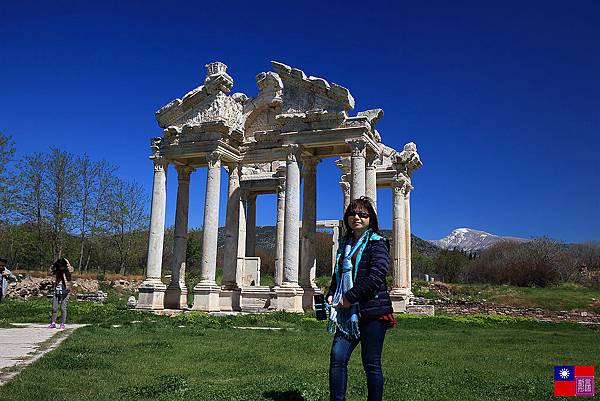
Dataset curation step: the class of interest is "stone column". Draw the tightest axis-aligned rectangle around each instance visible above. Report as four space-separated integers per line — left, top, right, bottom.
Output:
193 151 222 312
300 157 320 309
404 184 414 294
237 191 247 287
246 193 257 257
220 163 241 311
164 166 193 310
349 140 366 200
389 175 410 312
274 179 285 287
275 144 304 312
331 224 340 274
340 176 350 214
365 152 378 212
138 157 168 310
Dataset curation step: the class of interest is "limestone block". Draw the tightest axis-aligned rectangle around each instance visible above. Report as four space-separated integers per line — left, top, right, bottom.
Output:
164 286 188 310
137 281 167 310
243 257 261 286
240 286 272 312
219 288 241 312
274 285 304 313
192 283 221 312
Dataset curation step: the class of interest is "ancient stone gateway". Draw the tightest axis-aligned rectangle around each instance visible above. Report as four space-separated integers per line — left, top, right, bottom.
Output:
137 61 422 313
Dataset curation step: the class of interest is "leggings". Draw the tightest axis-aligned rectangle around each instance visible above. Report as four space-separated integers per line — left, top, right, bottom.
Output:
51 293 69 324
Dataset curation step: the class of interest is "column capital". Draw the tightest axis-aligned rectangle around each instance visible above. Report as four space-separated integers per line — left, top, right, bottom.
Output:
175 165 194 180
340 179 350 196
152 157 168 173
392 142 423 177
207 151 222 169
348 139 367 158
286 144 302 163
302 156 319 174
392 175 409 194
366 151 379 167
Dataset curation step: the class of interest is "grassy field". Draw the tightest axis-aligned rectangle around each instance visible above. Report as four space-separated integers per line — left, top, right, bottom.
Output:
0 300 599 400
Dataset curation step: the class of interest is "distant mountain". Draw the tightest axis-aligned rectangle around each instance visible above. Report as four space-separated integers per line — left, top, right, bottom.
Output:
428 228 529 253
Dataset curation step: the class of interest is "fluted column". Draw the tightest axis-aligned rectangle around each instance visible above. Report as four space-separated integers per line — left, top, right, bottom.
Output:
404 185 413 293
349 140 366 200
365 152 378 211
193 151 221 311
164 165 193 309
275 180 285 287
300 157 319 308
390 175 411 312
222 163 241 288
246 194 257 257
276 144 304 311
138 156 168 310
237 192 247 287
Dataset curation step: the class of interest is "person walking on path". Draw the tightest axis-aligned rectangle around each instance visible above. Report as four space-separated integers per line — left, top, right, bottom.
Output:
0 258 17 302
326 197 397 401
48 258 74 329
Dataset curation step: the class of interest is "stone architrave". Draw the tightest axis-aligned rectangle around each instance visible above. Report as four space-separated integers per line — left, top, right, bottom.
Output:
164 165 193 309
300 157 320 309
220 163 242 311
276 144 304 312
365 152 378 211
274 178 286 287
349 140 366 200
138 154 168 310
193 151 222 311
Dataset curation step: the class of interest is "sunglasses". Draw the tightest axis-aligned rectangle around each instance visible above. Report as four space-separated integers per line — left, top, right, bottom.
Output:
348 210 370 219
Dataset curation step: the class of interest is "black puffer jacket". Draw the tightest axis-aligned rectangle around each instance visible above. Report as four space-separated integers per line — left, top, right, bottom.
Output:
326 237 393 317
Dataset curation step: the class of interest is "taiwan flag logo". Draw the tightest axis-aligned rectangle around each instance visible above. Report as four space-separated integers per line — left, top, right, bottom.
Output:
554 365 595 397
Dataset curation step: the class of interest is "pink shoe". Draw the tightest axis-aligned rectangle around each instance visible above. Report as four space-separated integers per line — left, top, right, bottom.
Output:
59 324 65 329
48 323 56 329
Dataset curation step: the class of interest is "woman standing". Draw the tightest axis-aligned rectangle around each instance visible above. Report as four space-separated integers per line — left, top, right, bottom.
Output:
327 197 396 401
48 258 73 329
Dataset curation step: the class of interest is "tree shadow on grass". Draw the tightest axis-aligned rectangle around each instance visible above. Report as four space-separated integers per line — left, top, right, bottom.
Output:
263 390 306 401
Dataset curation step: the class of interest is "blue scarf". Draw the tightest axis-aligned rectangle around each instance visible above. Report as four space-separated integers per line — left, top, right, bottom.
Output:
327 229 373 339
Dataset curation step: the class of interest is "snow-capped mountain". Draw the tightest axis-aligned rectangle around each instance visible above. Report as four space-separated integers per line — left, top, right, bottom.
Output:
429 228 529 253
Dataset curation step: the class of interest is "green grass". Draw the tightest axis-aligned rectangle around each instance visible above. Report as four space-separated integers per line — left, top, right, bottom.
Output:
412 281 600 312
0 311 599 400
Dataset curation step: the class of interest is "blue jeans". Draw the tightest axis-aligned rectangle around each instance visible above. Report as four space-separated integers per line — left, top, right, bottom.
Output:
329 318 388 401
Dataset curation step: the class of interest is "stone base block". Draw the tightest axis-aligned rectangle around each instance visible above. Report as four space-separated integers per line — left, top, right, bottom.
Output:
219 287 241 312
137 279 167 310
390 288 413 313
164 285 188 310
192 282 221 312
240 286 272 312
301 286 322 311
274 285 304 313
407 304 435 316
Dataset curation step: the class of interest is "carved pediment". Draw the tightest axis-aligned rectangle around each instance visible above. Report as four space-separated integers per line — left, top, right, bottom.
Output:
271 61 355 114
155 62 245 133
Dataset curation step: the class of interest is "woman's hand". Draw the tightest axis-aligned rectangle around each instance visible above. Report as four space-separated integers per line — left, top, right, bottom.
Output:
327 295 333 305
339 296 351 309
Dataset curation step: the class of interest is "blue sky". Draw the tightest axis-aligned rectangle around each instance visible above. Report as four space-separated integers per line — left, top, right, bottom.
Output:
1 1 599 243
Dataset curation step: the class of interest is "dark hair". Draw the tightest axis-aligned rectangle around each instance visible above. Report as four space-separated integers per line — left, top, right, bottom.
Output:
51 258 72 281
0 258 7 264
343 197 379 234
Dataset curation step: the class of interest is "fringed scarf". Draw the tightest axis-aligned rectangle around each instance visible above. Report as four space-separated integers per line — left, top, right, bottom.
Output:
327 228 373 339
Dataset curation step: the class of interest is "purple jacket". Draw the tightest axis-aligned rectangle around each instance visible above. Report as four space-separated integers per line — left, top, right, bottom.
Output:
326 236 393 317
